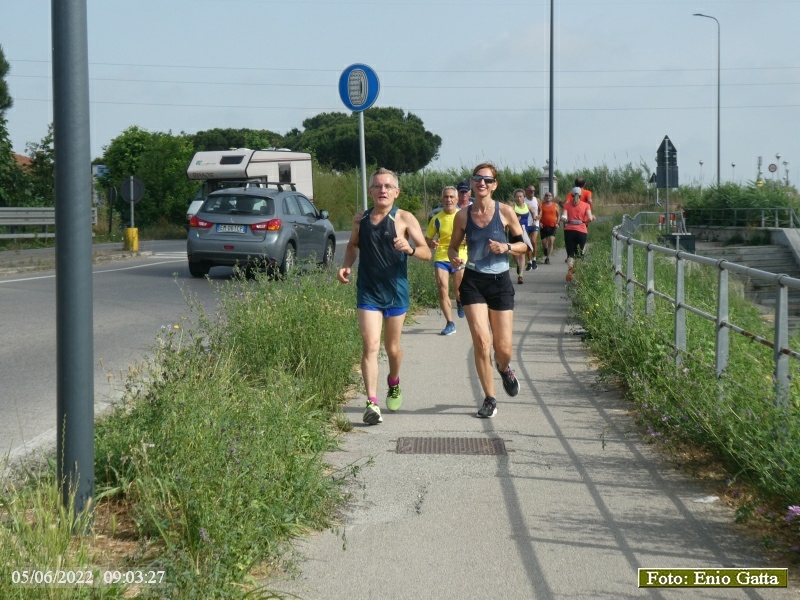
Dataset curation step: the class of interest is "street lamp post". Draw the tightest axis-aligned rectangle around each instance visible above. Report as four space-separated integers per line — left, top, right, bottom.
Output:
699 159 704 191
693 13 720 186
784 161 790 186
732 162 736 182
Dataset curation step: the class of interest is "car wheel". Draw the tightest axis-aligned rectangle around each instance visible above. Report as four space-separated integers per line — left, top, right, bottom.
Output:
279 244 296 276
321 238 335 268
188 260 210 278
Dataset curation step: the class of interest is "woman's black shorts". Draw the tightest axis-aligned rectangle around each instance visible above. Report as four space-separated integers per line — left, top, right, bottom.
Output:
458 268 515 311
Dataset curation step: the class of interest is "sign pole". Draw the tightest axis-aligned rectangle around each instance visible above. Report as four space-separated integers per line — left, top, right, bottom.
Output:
129 177 135 228
359 111 368 211
339 63 380 212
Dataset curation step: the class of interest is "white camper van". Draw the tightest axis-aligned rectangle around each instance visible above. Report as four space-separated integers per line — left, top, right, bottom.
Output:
186 148 314 219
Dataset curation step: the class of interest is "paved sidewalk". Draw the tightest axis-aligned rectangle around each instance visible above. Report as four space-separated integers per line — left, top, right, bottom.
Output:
273 248 794 599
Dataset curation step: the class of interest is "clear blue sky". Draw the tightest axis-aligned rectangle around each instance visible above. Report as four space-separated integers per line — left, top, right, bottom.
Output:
3 0 799 187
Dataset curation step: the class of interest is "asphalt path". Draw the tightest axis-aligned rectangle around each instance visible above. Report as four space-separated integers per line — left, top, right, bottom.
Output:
0 235 350 463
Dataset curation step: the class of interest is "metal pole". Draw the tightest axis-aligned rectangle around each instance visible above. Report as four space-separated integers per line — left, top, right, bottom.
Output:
548 0 554 195
129 176 135 228
359 111 368 211
715 17 720 186
52 0 94 515
693 13 720 186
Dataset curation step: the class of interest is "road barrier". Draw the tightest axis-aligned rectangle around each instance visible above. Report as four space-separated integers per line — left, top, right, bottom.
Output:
0 207 98 239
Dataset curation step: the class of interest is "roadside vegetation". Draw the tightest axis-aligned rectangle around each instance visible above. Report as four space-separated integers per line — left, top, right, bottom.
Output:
569 218 800 565
3 161 800 597
0 259 438 599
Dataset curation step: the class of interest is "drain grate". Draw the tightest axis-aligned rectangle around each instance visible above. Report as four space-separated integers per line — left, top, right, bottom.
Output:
395 436 508 455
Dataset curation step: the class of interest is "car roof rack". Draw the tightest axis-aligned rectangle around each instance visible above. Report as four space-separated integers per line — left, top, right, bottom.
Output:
214 180 298 192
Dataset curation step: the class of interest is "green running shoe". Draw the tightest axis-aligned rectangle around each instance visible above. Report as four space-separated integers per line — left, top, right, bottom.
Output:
386 383 403 412
363 401 383 425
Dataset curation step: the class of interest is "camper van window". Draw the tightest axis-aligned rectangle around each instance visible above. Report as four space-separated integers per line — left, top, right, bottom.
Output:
278 163 291 183
220 156 245 165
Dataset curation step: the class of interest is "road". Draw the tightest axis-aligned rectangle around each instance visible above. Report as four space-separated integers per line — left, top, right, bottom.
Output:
0 235 349 462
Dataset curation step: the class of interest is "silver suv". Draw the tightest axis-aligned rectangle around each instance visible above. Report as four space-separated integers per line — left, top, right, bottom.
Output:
186 185 335 277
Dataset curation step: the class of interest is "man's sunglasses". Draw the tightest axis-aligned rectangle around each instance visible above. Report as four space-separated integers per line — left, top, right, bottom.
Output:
471 175 496 184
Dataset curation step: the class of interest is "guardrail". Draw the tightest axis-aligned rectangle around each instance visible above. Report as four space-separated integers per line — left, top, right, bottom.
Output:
613 213 799 407
684 207 800 229
0 207 98 239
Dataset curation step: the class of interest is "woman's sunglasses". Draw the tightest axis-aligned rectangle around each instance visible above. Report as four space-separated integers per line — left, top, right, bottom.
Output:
471 175 496 184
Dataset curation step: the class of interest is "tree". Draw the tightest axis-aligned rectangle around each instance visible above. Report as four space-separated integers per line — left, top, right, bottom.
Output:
288 107 441 173
103 127 197 227
0 44 12 117
188 127 283 151
0 46 26 206
25 124 55 206
0 118 29 207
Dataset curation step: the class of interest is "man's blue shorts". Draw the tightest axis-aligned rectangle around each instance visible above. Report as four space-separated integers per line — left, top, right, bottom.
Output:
357 304 408 318
435 260 459 274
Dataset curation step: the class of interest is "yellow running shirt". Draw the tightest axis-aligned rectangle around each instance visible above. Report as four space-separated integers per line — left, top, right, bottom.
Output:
426 210 467 263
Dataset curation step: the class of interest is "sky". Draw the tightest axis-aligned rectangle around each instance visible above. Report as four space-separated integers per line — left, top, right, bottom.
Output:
2 0 799 188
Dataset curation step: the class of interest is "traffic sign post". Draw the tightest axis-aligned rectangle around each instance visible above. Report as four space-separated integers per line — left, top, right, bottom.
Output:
107 186 117 234
655 136 693 252
119 176 144 251
339 64 380 210
656 135 679 227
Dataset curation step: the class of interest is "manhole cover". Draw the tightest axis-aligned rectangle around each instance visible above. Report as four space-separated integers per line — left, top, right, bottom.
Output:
395 436 507 455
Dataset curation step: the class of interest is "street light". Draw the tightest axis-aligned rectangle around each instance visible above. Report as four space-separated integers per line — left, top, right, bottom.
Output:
699 159 704 192
731 162 736 182
693 13 720 186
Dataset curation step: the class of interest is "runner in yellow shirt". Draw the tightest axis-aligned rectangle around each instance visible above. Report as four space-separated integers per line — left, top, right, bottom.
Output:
426 186 469 335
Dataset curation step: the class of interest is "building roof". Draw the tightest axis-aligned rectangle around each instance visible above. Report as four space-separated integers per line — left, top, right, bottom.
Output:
13 153 32 170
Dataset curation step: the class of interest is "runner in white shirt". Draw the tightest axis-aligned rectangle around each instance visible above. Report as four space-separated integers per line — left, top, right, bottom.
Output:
523 185 540 270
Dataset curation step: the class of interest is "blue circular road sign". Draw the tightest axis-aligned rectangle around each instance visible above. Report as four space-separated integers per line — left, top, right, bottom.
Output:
339 64 380 112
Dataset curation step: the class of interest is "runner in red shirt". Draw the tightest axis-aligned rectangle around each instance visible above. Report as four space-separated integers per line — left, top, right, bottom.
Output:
563 186 595 281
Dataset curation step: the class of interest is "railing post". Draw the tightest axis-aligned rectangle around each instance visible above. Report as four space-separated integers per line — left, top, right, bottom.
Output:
774 284 790 407
715 268 729 377
645 249 655 316
626 244 635 321
674 255 686 366
613 235 623 294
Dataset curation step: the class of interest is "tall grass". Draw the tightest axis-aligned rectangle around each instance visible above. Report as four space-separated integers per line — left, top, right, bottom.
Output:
569 223 800 509
92 268 368 596
0 467 126 599
94 262 437 596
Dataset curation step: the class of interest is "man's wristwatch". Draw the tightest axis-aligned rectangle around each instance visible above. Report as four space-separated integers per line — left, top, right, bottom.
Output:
507 243 512 253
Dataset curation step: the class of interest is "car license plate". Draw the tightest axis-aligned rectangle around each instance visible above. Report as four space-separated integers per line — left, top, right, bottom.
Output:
216 224 246 233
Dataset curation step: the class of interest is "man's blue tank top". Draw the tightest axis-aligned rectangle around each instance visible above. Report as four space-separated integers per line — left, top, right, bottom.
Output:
465 201 509 275
356 206 410 308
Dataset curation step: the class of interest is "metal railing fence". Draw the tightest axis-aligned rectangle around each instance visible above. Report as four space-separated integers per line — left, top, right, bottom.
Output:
612 213 800 406
684 207 800 229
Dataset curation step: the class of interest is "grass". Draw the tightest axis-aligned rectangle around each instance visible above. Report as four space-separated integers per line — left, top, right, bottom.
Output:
568 220 800 566
0 256 439 598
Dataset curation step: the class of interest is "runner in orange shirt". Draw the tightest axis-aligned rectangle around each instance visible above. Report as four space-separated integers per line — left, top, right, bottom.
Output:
538 191 560 265
571 177 593 207
563 186 595 281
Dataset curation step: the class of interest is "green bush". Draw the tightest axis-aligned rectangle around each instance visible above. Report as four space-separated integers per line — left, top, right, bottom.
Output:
569 229 800 506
